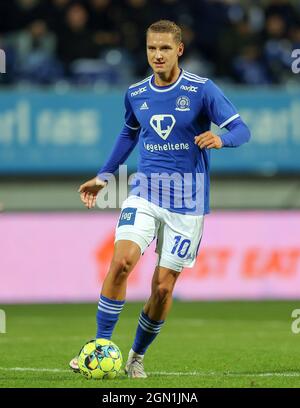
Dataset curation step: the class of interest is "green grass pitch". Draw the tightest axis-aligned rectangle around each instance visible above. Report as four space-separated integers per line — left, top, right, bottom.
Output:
0 301 300 388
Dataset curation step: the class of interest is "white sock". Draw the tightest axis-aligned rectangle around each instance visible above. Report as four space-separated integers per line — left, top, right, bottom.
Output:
128 348 144 361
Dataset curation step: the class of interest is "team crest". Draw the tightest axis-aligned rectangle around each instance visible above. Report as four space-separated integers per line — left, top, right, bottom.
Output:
150 114 176 140
175 96 190 111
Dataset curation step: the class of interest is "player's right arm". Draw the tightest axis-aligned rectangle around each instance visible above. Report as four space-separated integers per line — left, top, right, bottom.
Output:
78 177 107 209
79 92 140 209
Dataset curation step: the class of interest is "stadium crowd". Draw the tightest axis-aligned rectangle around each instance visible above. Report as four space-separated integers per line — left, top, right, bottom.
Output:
0 0 299 86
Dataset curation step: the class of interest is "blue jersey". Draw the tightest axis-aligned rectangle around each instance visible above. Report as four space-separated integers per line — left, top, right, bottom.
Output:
124 70 240 215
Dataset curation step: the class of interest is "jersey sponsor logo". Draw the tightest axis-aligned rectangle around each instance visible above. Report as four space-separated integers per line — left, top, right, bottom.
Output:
150 114 176 140
180 85 198 92
118 207 137 227
175 96 190 111
130 86 147 97
143 141 189 152
140 101 149 110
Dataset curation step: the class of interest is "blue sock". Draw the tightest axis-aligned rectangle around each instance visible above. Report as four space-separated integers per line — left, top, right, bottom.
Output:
132 311 165 355
96 294 125 339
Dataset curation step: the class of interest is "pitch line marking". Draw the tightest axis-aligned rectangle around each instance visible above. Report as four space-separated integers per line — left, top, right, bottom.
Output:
149 371 300 377
0 367 300 377
0 367 70 373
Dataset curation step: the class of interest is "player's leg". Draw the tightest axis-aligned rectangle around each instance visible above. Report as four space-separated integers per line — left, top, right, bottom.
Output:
101 240 140 299
96 197 157 341
125 265 179 378
97 195 158 338
69 239 141 372
95 239 141 340
143 265 179 320
125 209 204 378
70 195 157 372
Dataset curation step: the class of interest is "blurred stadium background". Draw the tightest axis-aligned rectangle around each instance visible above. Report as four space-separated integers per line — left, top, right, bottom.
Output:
0 0 300 304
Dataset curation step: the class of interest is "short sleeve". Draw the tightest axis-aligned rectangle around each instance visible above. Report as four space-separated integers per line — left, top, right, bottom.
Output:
203 80 240 128
124 92 140 130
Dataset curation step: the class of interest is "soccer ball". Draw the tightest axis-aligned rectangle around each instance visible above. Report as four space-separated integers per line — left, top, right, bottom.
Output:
78 338 122 380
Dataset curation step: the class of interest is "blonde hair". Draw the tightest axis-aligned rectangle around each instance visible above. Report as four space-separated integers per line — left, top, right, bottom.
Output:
147 20 182 43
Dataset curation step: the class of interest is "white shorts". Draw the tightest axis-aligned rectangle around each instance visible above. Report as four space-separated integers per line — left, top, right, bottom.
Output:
115 195 204 272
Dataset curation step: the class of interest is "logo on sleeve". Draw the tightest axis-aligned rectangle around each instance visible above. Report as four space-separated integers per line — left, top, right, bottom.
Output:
150 115 176 140
175 96 190 111
118 208 137 227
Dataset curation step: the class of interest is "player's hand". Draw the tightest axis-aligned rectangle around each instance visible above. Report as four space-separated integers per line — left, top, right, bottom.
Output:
78 177 107 209
194 131 223 149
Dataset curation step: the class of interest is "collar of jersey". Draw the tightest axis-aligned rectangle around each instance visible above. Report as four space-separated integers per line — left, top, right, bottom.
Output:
149 69 184 92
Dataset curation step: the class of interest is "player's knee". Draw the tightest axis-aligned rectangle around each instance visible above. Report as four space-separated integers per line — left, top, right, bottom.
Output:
110 256 134 281
154 284 172 303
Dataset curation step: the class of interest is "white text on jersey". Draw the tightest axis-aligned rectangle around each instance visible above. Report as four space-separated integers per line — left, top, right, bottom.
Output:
131 86 147 97
180 85 198 92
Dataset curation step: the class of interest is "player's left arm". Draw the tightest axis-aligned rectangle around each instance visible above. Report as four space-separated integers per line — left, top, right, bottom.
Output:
194 79 251 150
194 117 250 149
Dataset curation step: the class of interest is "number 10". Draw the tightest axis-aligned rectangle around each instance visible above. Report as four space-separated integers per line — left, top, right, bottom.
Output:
171 235 191 258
